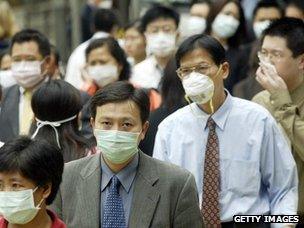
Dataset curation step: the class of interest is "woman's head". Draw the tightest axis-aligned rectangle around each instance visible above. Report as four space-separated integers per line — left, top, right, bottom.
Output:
210 0 247 47
85 37 130 88
124 20 146 65
0 137 64 206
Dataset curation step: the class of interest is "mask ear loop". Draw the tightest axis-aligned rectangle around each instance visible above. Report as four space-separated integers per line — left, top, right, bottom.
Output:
209 64 223 114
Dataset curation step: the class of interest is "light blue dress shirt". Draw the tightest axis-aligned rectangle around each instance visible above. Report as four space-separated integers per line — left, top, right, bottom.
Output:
153 93 298 222
100 154 138 226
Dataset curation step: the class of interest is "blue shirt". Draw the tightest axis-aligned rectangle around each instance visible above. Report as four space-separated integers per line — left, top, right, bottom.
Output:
153 93 298 222
100 154 139 225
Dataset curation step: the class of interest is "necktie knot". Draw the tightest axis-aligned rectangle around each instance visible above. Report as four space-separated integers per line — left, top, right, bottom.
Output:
207 117 216 130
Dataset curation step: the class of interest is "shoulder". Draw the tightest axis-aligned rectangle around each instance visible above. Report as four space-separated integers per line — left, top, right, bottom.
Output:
231 96 271 117
133 57 154 72
251 90 270 105
48 210 66 228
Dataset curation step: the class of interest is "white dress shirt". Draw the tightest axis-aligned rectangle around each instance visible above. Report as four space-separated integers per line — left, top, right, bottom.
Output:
65 31 109 89
153 93 298 224
130 56 163 89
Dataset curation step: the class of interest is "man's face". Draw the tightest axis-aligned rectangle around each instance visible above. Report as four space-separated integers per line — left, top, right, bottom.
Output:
254 7 281 23
178 48 229 95
91 100 149 142
11 41 49 73
124 28 146 60
261 36 303 85
190 3 210 18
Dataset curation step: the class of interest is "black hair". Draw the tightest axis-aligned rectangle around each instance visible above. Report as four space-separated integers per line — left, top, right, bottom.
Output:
30 80 90 162
262 17 304 57
125 20 144 34
160 58 186 112
50 44 60 66
90 81 150 124
94 8 118 33
176 34 226 68
141 5 180 32
85 37 131 81
0 136 64 205
226 0 247 47
10 29 50 58
252 0 283 19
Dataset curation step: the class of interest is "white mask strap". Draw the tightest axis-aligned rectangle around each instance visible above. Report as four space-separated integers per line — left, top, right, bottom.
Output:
31 115 77 149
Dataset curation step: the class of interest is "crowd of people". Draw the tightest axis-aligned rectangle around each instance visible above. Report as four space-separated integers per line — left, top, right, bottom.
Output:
0 0 303 227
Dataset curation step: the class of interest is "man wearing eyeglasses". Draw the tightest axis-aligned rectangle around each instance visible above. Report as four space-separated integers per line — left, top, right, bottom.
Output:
253 17 304 222
153 33 298 227
130 5 179 90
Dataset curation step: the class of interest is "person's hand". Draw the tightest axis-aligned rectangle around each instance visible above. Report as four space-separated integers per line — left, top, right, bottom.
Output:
255 61 288 94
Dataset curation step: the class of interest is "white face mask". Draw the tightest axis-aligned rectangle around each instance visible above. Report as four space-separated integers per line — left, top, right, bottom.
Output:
212 14 240 39
87 64 119 88
11 61 44 89
0 187 44 224
253 20 271 38
145 32 176 57
182 72 215 104
0 70 17 88
183 16 207 38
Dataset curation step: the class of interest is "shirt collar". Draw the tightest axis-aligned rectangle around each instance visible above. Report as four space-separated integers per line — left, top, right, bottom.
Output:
291 79 304 104
192 90 233 131
92 31 110 40
101 153 139 193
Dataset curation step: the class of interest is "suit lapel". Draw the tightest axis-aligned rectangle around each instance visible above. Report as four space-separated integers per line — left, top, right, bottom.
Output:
79 154 102 228
129 152 160 227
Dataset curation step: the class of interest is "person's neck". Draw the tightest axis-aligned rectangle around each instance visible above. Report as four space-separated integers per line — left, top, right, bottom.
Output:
155 55 171 69
287 74 304 92
103 155 135 173
211 31 227 47
9 207 52 228
199 90 226 114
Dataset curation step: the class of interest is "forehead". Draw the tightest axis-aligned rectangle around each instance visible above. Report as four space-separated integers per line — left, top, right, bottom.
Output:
146 18 177 29
221 2 239 15
262 36 288 51
180 48 214 68
88 46 112 60
190 3 210 18
95 101 141 121
11 41 41 57
125 28 142 37
254 7 281 21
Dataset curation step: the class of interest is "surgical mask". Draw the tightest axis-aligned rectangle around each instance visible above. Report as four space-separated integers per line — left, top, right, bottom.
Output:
11 61 44 89
145 32 176 57
94 129 140 164
0 187 44 224
0 70 17 88
183 16 207 38
31 115 78 149
212 14 240 39
87 64 119 88
253 20 271 38
182 65 222 112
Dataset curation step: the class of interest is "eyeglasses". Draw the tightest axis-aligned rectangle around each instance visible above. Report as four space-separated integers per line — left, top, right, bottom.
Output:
257 50 284 62
176 64 212 79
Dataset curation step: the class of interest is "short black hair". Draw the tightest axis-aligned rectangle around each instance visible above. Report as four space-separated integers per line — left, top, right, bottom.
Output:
90 81 150 124
0 136 64 205
10 29 50 58
262 17 304 57
50 44 60 66
176 34 226 68
141 5 180 32
85 37 131 81
94 8 118 33
252 0 283 19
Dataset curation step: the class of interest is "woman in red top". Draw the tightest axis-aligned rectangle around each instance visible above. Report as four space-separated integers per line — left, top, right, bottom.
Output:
0 137 66 228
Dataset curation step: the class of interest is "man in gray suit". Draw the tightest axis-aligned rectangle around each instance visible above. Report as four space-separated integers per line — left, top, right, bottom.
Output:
51 81 203 228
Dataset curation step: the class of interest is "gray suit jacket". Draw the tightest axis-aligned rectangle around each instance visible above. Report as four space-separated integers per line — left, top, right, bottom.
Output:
50 152 203 228
0 85 20 142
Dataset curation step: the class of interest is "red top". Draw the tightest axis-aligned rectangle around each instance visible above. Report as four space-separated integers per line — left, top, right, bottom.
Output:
0 209 66 228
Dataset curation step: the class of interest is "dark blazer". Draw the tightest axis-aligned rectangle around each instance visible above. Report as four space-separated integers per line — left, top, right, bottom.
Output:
50 151 203 228
0 83 91 142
